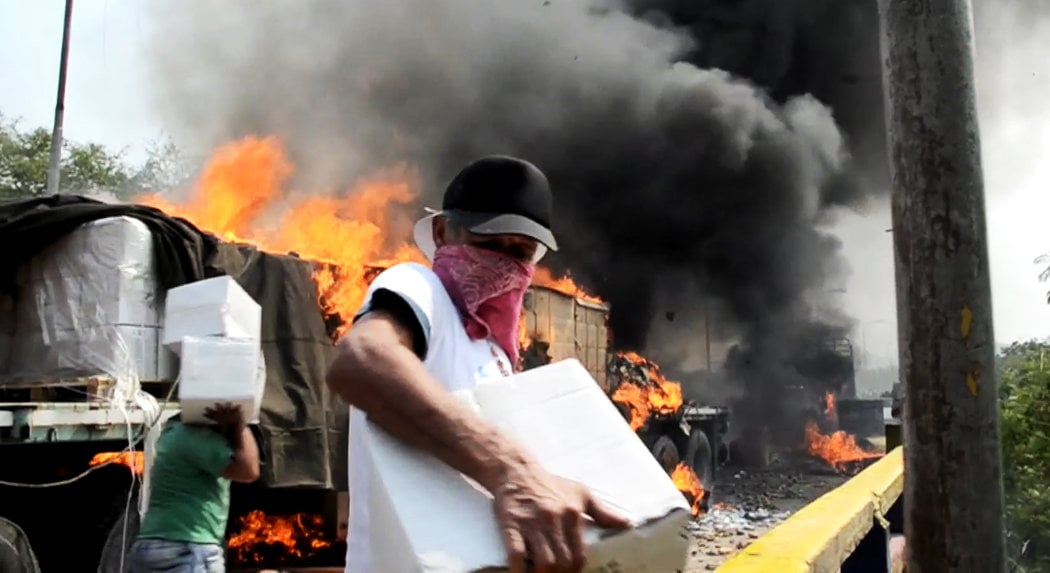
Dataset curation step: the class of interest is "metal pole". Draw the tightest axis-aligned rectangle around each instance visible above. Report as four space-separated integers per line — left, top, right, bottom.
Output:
704 300 712 372
878 1 1006 571
46 0 74 196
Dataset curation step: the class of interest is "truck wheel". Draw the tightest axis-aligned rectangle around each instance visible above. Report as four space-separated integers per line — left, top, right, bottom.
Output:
0 517 40 573
686 429 714 511
650 435 680 473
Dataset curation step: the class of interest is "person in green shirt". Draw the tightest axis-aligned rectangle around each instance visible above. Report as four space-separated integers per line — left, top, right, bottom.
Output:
130 403 260 573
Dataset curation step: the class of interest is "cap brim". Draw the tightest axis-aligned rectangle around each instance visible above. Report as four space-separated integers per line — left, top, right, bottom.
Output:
413 209 553 263
445 209 558 251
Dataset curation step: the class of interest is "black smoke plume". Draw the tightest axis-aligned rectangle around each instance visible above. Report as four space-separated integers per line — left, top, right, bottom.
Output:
144 0 885 444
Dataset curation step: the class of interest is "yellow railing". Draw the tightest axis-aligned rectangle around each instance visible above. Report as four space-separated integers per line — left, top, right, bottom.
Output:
717 447 904 573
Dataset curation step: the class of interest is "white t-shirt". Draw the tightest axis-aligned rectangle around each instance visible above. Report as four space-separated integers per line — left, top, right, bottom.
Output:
344 263 514 573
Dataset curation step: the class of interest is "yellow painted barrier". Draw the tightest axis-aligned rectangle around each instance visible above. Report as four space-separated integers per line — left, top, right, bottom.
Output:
717 447 904 573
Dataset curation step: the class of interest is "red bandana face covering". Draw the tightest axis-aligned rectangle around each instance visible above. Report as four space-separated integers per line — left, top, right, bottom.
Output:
431 244 535 366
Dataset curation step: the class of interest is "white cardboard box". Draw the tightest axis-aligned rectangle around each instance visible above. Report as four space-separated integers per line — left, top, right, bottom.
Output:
364 359 691 573
177 336 265 424
7 324 162 386
14 216 161 329
162 276 262 353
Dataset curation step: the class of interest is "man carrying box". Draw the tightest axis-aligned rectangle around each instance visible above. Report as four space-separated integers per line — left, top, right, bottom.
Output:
129 403 261 573
327 156 630 573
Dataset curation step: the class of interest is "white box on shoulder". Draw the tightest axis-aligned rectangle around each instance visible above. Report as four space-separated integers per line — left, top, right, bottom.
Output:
162 276 261 353
177 336 265 425
364 359 691 573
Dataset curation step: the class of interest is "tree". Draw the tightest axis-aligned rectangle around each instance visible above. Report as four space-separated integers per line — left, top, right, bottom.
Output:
998 339 1050 570
0 114 185 201
0 118 51 200
129 137 195 193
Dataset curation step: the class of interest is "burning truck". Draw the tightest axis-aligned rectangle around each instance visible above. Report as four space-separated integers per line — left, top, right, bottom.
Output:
0 137 870 570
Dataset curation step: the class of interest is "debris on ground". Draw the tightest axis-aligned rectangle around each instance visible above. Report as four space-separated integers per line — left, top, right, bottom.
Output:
684 465 848 572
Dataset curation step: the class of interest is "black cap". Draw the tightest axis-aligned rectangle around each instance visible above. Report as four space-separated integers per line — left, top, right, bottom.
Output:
441 155 558 251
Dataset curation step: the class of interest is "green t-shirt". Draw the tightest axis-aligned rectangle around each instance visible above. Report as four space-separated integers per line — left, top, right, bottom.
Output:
137 421 234 545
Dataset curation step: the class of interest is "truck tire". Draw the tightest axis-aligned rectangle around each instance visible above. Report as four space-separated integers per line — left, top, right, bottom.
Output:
0 517 40 573
685 428 714 511
650 435 680 473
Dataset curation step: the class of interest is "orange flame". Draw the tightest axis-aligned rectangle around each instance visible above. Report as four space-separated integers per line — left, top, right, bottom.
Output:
137 136 425 339
610 351 684 430
823 392 836 417
141 137 609 339
531 268 604 305
670 462 705 517
518 316 532 351
804 421 883 472
89 451 144 475
227 510 333 564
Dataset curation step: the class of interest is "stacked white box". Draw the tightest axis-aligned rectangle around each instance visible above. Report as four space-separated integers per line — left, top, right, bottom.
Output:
162 276 262 354
164 276 265 423
3 216 166 390
177 336 265 424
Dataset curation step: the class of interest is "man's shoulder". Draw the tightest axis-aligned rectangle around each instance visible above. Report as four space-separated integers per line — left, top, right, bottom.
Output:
373 262 438 282
162 421 222 446
370 262 443 295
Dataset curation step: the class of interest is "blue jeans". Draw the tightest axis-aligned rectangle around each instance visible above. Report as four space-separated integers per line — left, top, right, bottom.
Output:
129 539 225 573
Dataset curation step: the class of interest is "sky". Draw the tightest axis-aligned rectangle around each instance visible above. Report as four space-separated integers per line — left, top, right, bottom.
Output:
2 1 1048 368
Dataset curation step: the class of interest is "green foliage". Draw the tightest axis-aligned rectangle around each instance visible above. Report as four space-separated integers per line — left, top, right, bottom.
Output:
0 114 194 202
0 119 52 199
999 339 1050 570
130 138 195 193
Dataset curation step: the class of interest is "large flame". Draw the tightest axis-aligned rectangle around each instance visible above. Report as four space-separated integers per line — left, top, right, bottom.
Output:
609 351 684 431
804 421 883 472
227 510 333 564
140 136 603 338
138 136 425 339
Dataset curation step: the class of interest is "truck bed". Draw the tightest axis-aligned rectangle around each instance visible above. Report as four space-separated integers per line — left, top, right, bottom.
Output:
0 401 178 443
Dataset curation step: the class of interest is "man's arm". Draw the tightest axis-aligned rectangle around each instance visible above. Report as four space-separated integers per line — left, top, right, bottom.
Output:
203 403 261 483
327 310 630 572
221 423 260 483
328 309 528 488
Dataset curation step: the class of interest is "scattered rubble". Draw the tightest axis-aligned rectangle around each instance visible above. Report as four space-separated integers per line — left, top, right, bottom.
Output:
684 464 848 572
688 505 791 539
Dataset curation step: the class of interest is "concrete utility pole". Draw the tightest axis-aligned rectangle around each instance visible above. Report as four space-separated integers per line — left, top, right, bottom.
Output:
878 1 1006 571
46 0 75 196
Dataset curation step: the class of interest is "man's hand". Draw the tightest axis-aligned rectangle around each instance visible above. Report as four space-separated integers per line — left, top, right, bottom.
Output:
204 403 245 429
492 464 631 573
